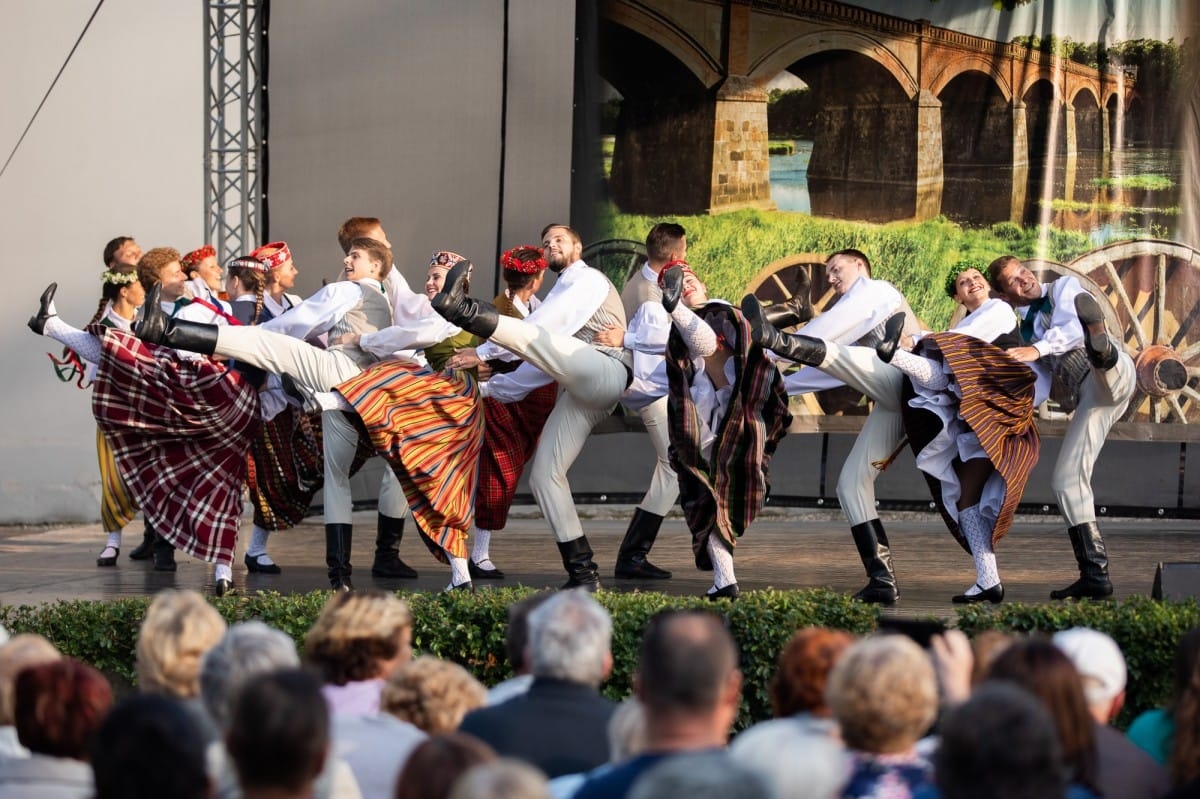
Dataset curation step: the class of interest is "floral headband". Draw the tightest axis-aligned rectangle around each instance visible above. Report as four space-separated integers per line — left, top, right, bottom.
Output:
101 270 139 287
500 245 547 274
250 241 292 270
944 262 986 299
180 244 217 270
430 250 467 268
657 259 697 288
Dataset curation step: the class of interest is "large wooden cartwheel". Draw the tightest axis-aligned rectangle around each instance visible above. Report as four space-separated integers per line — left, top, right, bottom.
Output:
581 238 646 289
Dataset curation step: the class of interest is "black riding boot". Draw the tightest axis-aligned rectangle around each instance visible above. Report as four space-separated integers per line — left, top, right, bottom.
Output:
740 295 826 365
1050 522 1114 600
152 534 177 573
372 513 418 578
557 536 601 592
850 520 899 604
129 523 156 561
135 285 219 354
761 291 814 329
429 261 499 338
614 509 671 579
325 523 354 591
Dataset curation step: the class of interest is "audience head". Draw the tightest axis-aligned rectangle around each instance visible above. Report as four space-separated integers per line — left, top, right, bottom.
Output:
382 655 488 734
305 589 413 685
934 681 1067 799
15 658 113 761
0 633 61 726
449 758 551 799
635 609 742 740
607 698 649 762
628 750 773 799
200 620 299 731
1052 627 1128 721
986 636 1097 792
770 627 855 718
504 592 554 675
968 630 1015 687
394 732 497 799
91 693 210 799
826 634 938 755
1168 626 1200 786
730 720 848 799
136 589 227 699
527 590 613 688
226 668 329 796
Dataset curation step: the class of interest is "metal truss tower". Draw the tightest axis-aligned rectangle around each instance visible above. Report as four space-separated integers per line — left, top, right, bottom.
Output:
204 0 266 259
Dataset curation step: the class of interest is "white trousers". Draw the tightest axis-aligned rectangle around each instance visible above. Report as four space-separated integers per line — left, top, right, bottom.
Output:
322 410 409 525
491 316 627 542
1053 351 1135 525
816 343 905 525
635 396 678 516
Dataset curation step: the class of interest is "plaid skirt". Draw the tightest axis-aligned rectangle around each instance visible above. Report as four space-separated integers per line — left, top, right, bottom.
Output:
474 384 559 530
90 327 260 564
336 361 483 560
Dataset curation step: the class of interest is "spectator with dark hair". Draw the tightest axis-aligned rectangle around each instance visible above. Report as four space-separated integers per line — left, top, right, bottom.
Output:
91 693 212 799
394 733 496 799
1129 627 1200 789
986 637 1101 798
0 658 113 799
573 609 742 799
934 681 1069 799
458 590 616 778
0 634 61 758
487 592 555 706
826 635 938 798
226 669 330 799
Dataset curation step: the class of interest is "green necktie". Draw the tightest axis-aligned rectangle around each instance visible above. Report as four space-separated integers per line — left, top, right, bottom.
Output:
1020 294 1051 343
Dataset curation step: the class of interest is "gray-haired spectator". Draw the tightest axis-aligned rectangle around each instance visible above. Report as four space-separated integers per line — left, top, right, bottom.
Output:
730 719 846 799
627 750 772 799
487 592 554 706
457 590 616 778
1054 627 1170 799
450 758 552 799
0 634 61 758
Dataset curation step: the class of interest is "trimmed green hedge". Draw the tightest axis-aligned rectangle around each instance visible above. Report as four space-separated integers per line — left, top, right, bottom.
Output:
2 590 1195 729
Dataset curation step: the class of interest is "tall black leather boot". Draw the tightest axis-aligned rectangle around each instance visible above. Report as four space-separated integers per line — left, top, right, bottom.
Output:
557 536 601 592
129 522 156 561
325 523 354 591
429 260 499 338
761 292 814 329
135 285 219 354
740 295 826 365
152 533 177 573
372 513 418 578
614 509 671 579
849 520 899 604
1050 521 1114 600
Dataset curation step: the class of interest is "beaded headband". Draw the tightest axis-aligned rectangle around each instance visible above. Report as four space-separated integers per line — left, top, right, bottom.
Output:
250 241 292 270
226 254 272 272
430 250 467 268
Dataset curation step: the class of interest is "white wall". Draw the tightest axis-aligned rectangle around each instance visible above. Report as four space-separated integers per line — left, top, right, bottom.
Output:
0 2 202 522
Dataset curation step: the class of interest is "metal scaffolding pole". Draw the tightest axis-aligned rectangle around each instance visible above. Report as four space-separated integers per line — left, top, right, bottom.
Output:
204 0 265 259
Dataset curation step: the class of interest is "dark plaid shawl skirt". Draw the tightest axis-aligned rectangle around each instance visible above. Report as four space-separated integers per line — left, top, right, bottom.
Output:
665 303 792 569
90 327 260 564
474 384 559 531
902 332 1040 549
336 361 484 561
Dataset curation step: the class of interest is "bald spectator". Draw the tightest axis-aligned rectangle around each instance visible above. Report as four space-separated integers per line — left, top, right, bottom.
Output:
458 590 616 778
1054 627 1170 799
573 609 742 799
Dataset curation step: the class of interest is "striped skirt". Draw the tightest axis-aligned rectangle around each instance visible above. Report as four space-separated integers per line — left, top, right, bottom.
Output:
335 361 483 560
96 426 138 533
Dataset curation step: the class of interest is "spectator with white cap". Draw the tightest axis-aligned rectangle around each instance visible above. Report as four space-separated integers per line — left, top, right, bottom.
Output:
1053 627 1170 799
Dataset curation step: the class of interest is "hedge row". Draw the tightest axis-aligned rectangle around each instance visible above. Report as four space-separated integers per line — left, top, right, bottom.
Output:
2 589 1195 729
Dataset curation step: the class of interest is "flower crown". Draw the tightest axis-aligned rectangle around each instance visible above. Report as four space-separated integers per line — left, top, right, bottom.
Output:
500 245 547 274
101 270 139 287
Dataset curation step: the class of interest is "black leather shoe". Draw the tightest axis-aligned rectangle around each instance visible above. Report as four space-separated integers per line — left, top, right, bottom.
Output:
706 583 740 601
96 547 119 567
876 312 906 364
660 263 684 312
614 558 672 580
28 283 58 335
952 583 1005 604
214 578 234 597
129 528 156 560
468 559 506 580
1050 577 1113 601
244 553 282 575
153 535 177 573
447 580 475 592
330 578 353 593
371 554 419 579
852 580 899 605
1074 292 1119 370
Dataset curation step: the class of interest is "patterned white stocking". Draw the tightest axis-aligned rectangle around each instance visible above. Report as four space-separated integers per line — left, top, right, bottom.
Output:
891 349 949 391
706 535 737 592
43 317 102 364
959 504 1001 592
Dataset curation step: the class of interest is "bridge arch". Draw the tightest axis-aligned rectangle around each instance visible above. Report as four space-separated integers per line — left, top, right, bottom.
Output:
924 56 1012 102
601 3 722 89
748 30 918 98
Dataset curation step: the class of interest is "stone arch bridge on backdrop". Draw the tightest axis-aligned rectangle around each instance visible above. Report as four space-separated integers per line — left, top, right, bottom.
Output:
599 0 1139 219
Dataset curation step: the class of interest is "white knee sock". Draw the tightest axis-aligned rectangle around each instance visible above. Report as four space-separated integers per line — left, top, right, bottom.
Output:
448 555 471 589
706 536 737 591
959 504 1001 591
247 524 272 561
471 527 491 565
43 317 102 364
105 532 122 549
891 349 949 391
215 563 233 582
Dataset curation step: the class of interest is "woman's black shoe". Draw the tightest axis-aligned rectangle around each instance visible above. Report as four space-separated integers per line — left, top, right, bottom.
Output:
214 578 235 597
27 283 58 335
96 547 119 567
468 559 506 579
706 583 740 601
952 583 1004 604
244 553 282 574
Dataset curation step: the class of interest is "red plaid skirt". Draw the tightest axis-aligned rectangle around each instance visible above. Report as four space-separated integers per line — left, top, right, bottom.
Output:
336 362 483 560
474 383 558 530
90 328 260 564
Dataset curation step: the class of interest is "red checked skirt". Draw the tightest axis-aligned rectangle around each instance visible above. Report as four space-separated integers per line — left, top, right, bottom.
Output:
474 384 558 531
90 328 260 564
335 361 483 560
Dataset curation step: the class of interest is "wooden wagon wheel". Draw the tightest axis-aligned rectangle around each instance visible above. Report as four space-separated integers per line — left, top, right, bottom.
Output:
582 238 646 289
743 253 869 416
1066 240 1200 423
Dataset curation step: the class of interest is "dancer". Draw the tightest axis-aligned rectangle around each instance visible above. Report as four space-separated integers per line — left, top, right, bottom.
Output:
181 244 230 308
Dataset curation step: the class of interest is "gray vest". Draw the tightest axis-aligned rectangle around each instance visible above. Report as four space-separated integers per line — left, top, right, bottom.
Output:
577 275 629 364
328 282 393 368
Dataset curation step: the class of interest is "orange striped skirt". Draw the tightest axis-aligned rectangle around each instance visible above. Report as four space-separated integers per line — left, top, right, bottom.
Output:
335 361 483 560
96 426 138 533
